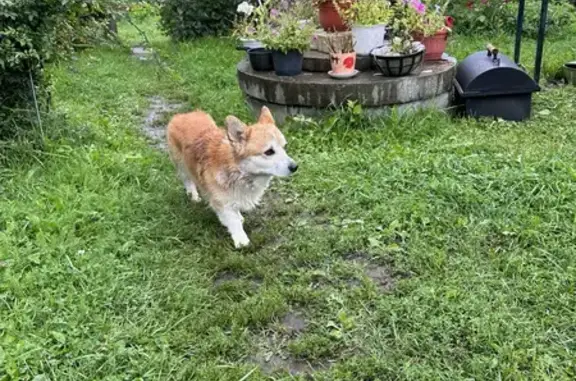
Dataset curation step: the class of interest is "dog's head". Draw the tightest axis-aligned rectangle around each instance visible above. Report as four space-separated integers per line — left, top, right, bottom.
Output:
225 106 297 177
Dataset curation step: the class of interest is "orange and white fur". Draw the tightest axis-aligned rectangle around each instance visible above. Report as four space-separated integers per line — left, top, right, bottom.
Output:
166 106 298 248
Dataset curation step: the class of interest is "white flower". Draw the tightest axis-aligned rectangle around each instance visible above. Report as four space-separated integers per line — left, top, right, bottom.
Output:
237 1 255 16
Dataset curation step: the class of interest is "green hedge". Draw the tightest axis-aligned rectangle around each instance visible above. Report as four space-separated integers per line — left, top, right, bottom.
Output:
159 0 242 40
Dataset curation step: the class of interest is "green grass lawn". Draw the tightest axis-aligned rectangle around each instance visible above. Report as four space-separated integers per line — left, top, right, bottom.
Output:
1 17 576 380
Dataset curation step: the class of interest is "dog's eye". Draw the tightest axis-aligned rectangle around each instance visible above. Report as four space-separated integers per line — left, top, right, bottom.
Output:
264 148 275 156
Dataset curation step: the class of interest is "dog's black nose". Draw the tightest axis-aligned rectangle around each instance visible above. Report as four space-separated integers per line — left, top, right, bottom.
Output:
289 163 298 173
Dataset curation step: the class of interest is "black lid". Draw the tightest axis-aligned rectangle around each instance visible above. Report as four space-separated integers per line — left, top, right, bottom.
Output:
455 51 540 98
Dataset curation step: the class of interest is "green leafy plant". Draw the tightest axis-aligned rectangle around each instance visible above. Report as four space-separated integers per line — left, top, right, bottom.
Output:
261 11 316 53
396 0 452 37
421 1 451 36
232 0 274 40
387 1 418 54
346 0 394 26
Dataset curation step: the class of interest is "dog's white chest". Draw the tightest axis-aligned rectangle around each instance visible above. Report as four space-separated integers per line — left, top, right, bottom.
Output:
217 172 271 211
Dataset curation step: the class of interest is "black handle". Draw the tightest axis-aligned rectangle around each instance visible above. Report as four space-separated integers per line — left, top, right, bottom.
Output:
486 43 499 59
486 43 501 66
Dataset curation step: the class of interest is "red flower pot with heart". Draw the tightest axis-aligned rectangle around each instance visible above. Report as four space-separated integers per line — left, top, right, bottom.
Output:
330 52 357 74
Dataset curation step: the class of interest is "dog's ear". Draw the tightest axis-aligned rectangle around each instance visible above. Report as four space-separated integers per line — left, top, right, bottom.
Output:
258 106 275 125
225 116 246 143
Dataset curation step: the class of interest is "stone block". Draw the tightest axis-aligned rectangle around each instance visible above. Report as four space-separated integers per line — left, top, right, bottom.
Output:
311 29 353 54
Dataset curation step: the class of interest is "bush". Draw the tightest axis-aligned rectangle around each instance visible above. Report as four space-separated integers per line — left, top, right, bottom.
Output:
449 0 576 38
159 0 243 40
0 0 127 138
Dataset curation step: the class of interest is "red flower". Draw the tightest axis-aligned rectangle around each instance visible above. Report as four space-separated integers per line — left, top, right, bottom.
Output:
343 56 354 69
466 0 474 9
445 16 454 29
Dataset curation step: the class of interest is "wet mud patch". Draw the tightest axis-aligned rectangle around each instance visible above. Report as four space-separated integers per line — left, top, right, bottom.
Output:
212 271 238 287
251 352 328 376
141 95 185 151
249 311 331 376
343 251 408 292
212 271 262 288
250 334 331 376
131 46 153 61
364 264 396 292
281 311 307 336
211 272 262 302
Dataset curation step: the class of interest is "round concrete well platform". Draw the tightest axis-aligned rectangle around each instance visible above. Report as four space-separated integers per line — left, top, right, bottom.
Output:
237 56 456 123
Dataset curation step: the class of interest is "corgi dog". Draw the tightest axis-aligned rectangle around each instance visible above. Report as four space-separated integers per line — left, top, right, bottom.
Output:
166 106 298 248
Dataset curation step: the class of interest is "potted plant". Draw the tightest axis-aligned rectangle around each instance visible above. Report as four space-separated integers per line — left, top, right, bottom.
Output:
262 12 316 76
370 1 425 77
407 0 453 61
326 32 358 78
312 0 355 32
233 1 271 50
346 0 393 56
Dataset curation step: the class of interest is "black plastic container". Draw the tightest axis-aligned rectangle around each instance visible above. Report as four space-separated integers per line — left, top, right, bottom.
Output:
454 47 540 121
371 48 424 77
271 50 303 76
248 48 274 71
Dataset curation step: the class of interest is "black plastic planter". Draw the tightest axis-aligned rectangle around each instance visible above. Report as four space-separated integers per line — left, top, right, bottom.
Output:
248 48 274 71
271 50 303 76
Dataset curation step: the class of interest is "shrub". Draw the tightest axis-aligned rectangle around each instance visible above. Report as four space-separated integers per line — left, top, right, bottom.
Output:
449 0 576 38
159 0 243 40
0 0 127 138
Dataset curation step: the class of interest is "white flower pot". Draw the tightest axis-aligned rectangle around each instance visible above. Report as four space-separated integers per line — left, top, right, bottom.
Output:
352 24 387 56
240 38 264 50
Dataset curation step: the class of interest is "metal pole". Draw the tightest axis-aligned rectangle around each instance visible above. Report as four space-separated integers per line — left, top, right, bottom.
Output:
514 0 526 64
534 0 549 83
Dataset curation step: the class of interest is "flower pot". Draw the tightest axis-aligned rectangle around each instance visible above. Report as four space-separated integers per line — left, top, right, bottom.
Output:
248 48 274 71
371 46 425 77
352 24 387 56
412 29 448 61
318 1 350 32
240 38 264 50
564 62 576 85
330 52 356 74
272 50 304 76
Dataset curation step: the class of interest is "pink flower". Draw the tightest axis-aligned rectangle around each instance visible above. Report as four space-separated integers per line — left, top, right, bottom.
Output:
270 8 279 17
410 0 426 14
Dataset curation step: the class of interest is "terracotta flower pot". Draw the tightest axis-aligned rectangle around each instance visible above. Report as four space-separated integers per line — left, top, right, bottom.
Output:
413 29 449 61
318 1 351 32
330 52 356 74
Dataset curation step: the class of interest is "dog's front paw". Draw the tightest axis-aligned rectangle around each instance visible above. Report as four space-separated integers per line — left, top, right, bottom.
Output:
232 234 250 249
187 190 201 202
